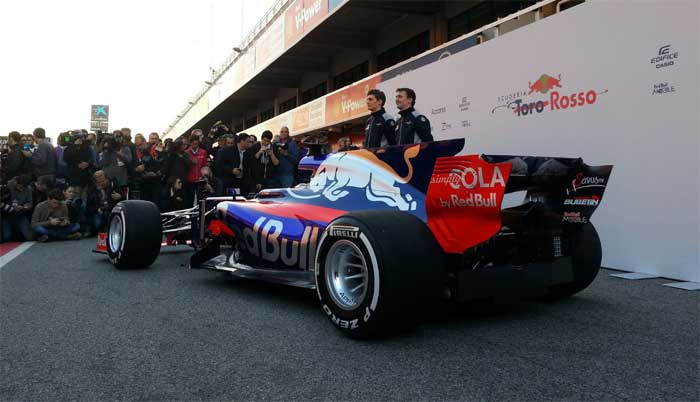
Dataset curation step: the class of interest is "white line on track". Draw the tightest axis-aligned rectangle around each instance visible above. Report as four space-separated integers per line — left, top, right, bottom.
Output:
0 242 35 270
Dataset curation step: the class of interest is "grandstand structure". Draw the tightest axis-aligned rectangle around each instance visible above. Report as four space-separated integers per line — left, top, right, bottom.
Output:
163 0 583 142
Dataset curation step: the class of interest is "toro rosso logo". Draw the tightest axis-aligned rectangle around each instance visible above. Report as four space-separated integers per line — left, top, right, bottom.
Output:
287 145 421 211
492 73 608 117
529 74 562 94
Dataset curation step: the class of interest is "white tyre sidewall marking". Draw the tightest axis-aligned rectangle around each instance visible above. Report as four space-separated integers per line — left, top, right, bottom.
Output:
109 210 126 263
315 226 381 313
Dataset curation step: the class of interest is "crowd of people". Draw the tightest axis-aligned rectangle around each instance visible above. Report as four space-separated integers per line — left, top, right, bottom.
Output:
0 124 307 243
1 86 431 244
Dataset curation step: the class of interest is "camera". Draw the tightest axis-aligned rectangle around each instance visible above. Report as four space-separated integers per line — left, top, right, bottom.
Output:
209 122 229 140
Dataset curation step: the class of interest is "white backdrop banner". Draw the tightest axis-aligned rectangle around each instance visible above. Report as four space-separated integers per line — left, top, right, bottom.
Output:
378 0 699 281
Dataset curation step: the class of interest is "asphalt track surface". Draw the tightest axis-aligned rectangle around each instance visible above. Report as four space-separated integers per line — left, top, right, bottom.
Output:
1 239 698 402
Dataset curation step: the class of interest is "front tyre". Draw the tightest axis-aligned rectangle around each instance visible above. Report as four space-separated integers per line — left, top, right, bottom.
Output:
315 211 445 339
107 200 162 269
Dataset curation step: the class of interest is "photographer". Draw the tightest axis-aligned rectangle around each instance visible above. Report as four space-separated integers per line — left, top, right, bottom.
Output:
98 133 132 190
85 170 122 234
30 175 54 207
163 139 193 195
1 174 33 242
132 133 165 206
63 132 94 190
31 188 81 242
63 186 87 235
197 166 221 200
252 130 280 191
3 131 31 182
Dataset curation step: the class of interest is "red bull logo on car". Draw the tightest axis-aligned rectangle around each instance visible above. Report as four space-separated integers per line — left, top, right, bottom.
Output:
492 73 608 117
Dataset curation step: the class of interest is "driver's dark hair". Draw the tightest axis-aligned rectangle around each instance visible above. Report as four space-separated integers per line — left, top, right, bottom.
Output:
261 130 273 140
367 89 386 106
396 87 416 107
237 133 250 142
47 188 64 201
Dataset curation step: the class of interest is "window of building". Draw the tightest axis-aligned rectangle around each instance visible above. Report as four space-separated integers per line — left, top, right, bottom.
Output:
279 96 297 114
448 1 537 40
333 61 369 90
377 31 430 71
301 81 327 104
260 107 274 122
245 116 257 129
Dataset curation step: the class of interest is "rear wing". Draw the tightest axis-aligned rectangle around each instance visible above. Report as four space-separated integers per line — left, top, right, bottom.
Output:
426 154 613 253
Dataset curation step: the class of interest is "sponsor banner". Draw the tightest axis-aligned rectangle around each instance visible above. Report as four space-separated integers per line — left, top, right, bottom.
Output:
91 105 109 122
308 98 326 128
256 17 285 70
378 0 699 281
90 104 109 132
325 75 382 124
292 105 310 132
285 0 328 48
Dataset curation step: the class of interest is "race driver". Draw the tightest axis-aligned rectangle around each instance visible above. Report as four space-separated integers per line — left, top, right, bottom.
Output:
395 87 433 145
363 89 397 148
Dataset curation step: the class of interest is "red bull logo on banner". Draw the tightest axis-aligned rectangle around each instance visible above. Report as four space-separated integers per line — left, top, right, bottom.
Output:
492 73 608 117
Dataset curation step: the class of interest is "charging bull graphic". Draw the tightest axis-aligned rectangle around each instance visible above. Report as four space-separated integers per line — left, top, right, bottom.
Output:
287 145 421 211
529 74 562 94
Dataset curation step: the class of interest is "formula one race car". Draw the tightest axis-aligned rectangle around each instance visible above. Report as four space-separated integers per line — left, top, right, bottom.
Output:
103 138 612 338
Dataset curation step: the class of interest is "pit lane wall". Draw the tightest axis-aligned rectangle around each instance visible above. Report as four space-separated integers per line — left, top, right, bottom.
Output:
247 0 700 281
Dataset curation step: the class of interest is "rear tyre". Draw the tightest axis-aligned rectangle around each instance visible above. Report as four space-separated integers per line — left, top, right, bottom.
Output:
543 223 602 300
315 210 445 339
107 200 162 269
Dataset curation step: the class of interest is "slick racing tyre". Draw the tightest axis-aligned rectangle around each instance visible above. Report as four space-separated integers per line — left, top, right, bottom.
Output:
315 211 445 339
543 223 602 300
107 200 162 269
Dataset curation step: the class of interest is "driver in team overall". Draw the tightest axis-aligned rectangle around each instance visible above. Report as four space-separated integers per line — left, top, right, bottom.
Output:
394 87 434 145
363 89 397 148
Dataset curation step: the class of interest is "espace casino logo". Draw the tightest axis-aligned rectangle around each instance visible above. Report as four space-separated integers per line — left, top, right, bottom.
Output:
491 73 608 117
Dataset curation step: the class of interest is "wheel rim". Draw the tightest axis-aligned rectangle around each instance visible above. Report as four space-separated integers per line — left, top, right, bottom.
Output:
108 215 124 252
325 240 369 310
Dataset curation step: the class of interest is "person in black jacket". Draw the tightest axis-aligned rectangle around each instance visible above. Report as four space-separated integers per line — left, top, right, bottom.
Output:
133 137 165 207
3 131 31 182
163 139 193 188
63 133 94 189
251 130 280 191
218 133 255 196
161 176 186 212
395 88 434 145
364 89 397 148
